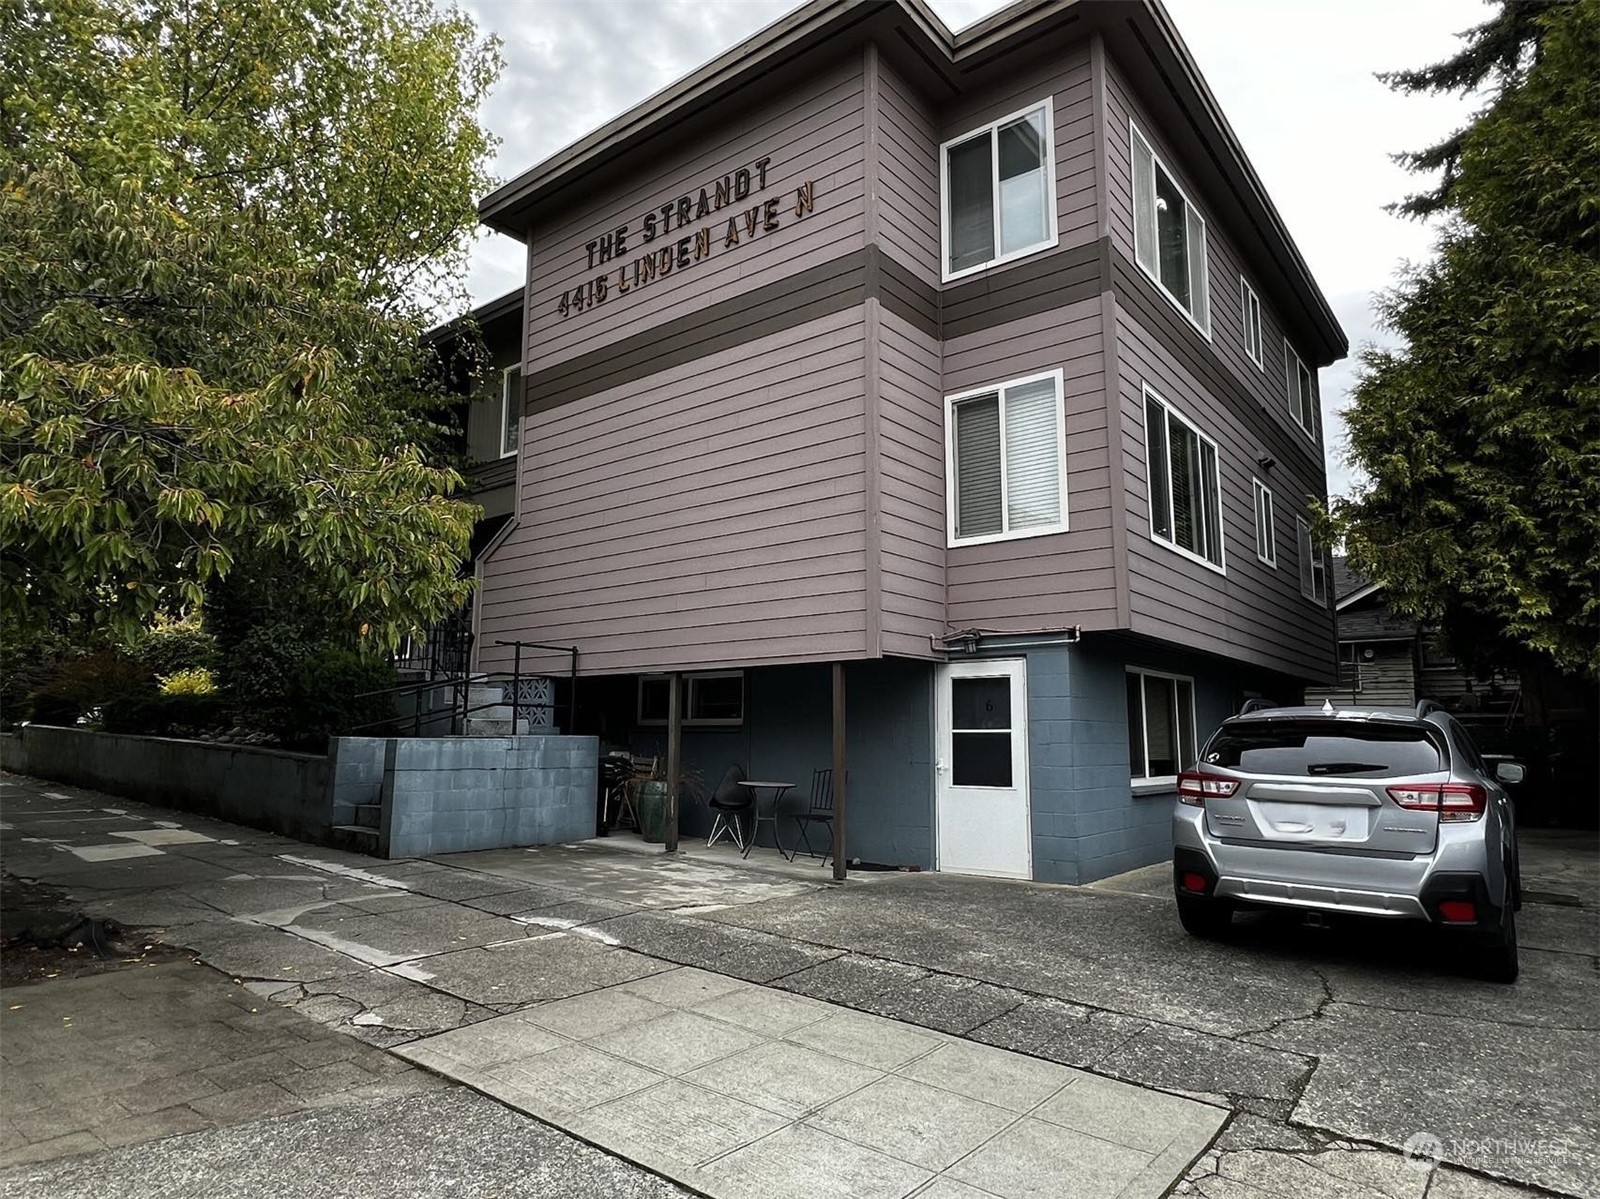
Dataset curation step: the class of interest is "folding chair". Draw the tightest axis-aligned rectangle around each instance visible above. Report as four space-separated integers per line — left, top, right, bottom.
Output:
793 768 834 865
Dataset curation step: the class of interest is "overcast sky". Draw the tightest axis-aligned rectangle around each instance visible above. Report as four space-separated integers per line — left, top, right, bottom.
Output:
457 0 1490 498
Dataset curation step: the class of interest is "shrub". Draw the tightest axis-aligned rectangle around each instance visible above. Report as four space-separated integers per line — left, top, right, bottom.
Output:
29 650 153 727
132 620 217 677
100 692 228 737
222 625 397 747
159 667 217 696
281 649 398 746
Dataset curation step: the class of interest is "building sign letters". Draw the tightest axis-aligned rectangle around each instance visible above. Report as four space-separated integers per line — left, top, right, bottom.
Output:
556 156 817 318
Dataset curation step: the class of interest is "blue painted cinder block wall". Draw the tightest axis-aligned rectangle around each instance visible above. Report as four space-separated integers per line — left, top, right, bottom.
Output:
636 661 934 869
1018 637 1282 884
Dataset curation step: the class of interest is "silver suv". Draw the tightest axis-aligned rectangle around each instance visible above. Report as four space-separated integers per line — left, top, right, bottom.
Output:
1171 700 1525 982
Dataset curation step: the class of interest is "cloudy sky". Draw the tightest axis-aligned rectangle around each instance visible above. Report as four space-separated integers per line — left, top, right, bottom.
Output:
457 0 1490 498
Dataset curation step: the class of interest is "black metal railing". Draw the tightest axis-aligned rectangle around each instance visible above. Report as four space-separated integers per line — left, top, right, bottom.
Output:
350 637 578 738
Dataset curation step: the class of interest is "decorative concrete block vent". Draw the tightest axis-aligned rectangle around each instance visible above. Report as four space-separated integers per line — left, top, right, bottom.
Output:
377 735 599 859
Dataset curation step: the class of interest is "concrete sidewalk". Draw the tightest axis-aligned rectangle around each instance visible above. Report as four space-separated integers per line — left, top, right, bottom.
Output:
398 965 1224 1199
1 773 1225 1199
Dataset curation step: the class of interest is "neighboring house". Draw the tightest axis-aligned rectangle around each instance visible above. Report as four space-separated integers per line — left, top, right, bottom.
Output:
471 0 1346 883
1306 558 1521 716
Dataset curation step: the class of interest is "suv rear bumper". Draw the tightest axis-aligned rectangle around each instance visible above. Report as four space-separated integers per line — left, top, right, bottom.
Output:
1174 806 1506 930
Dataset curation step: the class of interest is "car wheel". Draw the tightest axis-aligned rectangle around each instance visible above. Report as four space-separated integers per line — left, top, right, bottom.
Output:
1474 881 1520 985
1176 895 1234 939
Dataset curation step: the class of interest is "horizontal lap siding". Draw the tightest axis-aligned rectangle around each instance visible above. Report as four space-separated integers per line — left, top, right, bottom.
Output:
525 57 866 375
876 60 940 287
940 43 1097 265
1114 304 1336 681
942 298 1118 631
877 311 945 658
1102 53 1326 461
479 309 868 677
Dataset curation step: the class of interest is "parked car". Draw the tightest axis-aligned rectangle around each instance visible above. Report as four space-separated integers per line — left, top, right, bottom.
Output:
1171 699 1524 982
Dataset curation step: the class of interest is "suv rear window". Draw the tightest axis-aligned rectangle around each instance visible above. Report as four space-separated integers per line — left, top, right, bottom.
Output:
1204 720 1446 777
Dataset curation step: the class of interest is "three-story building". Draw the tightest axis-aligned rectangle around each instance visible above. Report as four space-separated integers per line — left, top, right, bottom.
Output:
470 0 1344 883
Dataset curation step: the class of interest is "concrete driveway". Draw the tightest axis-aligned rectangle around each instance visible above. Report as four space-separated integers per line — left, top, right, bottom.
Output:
2 772 1594 1199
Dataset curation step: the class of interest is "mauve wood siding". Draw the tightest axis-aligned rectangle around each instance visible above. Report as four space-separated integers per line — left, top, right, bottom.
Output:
875 59 941 287
940 42 1098 266
943 297 1119 630
1113 299 1336 682
876 309 946 656
524 55 866 377
1100 52 1324 468
477 309 868 677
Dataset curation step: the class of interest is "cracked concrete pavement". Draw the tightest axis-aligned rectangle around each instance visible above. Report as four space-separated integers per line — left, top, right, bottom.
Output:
2 772 1595 1198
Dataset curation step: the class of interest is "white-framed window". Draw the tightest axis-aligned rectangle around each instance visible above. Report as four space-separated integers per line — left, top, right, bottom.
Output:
1297 516 1328 605
637 671 744 727
940 99 1058 281
1143 385 1224 572
1127 667 1197 783
945 369 1068 547
1131 121 1209 336
1252 478 1276 567
1240 277 1264 368
1284 341 1316 439
500 365 522 458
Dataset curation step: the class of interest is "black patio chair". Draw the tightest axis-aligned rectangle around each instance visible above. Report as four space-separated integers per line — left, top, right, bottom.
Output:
794 768 834 865
706 763 749 850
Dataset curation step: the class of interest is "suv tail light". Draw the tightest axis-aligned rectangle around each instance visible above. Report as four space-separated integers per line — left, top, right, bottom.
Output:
1387 783 1487 822
1177 771 1240 807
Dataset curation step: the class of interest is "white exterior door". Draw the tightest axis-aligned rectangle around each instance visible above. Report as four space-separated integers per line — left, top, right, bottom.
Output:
935 658 1032 879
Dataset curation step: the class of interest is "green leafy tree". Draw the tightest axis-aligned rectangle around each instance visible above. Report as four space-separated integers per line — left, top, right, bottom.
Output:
1333 0 1600 680
0 0 503 641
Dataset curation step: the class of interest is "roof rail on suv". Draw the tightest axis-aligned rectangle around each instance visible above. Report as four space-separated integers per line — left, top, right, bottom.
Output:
1415 698 1446 718
1238 698 1278 715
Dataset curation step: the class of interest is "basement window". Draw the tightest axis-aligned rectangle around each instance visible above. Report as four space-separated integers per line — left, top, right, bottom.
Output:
638 672 745 727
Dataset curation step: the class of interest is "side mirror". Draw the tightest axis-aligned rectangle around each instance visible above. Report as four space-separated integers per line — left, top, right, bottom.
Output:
1494 761 1526 786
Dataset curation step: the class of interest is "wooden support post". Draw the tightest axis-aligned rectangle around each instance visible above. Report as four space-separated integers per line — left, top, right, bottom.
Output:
665 671 682 854
831 661 847 881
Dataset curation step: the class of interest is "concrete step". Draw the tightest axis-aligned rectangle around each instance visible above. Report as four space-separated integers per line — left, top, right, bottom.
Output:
472 704 513 721
332 824 379 838
355 804 382 829
467 684 506 707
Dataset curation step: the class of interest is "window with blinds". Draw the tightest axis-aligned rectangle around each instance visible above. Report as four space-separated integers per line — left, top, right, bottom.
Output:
1285 341 1317 439
1127 668 1197 782
942 101 1057 280
1144 386 1224 570
1131 121 1209 336
948 371 1067 545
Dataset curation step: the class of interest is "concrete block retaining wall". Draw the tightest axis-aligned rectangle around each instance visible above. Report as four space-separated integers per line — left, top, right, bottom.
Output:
1 726 599 858
381 736 599 858
0 725 334 844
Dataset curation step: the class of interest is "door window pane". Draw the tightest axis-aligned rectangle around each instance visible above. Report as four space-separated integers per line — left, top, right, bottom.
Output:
953 733 1012 786
947 135 994 273
997 111 1048 256
953 677 1011 730
954 395 1002 539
